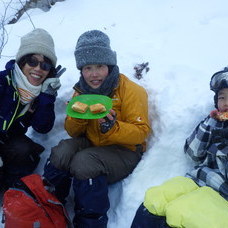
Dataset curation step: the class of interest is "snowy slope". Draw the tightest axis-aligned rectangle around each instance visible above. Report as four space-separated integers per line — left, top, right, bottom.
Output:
1 0 228 227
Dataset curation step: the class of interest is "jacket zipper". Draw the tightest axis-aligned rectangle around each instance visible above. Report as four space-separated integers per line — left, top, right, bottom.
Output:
2 73 21 131
5 91 20 131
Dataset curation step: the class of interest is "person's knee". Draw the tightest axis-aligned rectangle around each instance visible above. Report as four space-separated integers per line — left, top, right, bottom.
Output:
2 136 44 165
70 151 102 179
50 137 91 171
43 160 71 185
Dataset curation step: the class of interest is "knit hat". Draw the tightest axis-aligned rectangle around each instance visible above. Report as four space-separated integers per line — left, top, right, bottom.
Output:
74 30 117 69
16 28 57 66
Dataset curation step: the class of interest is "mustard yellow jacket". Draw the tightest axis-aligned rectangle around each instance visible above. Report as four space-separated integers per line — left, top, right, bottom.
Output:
65 74 151 152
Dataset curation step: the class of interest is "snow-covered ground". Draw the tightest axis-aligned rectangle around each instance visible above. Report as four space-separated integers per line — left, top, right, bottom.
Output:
1 0 228 227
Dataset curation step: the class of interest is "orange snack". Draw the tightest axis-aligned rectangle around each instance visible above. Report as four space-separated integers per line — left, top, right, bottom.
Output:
72 101 88 113
217 112 228 121
89 103 106 114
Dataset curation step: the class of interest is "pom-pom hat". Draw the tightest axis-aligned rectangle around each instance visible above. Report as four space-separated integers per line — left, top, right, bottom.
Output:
16 28 57 67
74 30 117 70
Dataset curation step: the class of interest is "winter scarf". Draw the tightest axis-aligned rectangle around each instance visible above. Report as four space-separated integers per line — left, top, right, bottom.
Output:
74 65 119 96
13 63 41 105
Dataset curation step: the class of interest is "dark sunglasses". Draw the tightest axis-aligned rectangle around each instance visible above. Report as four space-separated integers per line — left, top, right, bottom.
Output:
25 56 53 71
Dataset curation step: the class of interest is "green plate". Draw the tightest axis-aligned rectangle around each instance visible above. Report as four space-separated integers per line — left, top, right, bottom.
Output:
66 94 113 119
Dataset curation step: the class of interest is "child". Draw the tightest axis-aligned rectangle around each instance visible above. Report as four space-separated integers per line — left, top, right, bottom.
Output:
131 67 228 228
184 67 228 199
43 30 151 227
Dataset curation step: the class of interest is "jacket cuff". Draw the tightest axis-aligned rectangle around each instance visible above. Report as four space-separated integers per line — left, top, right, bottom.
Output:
38 92 56 105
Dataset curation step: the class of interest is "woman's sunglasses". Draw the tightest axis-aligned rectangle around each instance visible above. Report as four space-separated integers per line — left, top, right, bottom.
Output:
25 56 53 71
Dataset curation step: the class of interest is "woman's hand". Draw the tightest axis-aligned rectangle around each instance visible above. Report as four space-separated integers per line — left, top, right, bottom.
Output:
41 78 61 96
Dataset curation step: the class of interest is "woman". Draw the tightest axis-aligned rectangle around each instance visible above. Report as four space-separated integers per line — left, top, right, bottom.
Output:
0 28 63 189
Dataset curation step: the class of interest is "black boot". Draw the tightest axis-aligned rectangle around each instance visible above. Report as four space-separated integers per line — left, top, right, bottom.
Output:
43 160 72 204
73 175 110 228
131 203 170 228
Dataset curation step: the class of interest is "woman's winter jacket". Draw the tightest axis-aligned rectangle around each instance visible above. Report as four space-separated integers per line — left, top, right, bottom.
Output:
65 74 151 152
184 116 228 199
0 60 56 141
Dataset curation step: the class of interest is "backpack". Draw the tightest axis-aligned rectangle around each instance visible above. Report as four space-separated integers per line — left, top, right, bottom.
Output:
2 174 72 228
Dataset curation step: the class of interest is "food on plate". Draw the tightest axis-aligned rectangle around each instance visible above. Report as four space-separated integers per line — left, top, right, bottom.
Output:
89 103 106 114
72 101 88 113
217 112 228 121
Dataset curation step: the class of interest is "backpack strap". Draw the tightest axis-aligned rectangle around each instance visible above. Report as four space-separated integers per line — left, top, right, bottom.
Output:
13 179 36 199
20 174 59 204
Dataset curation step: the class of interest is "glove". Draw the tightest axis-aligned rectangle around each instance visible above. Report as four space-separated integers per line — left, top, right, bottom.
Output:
41 77 61 96
211 128 228 149
211 128 228 141
210 110 219 119
41 65 66 96
100 115 116 134
53 65 66 78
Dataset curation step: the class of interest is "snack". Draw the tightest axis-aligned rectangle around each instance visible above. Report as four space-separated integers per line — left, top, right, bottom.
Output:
89 103 106 114
72 101 88 113
217 112 228 121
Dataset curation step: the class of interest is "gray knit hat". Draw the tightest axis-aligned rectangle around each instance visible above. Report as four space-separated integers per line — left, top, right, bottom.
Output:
16 28 57 66
74 30 117 69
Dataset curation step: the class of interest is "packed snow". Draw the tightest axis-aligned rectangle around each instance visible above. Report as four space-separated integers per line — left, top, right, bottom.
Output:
1 0 228 227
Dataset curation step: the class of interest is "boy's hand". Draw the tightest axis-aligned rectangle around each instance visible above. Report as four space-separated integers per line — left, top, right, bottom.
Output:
210 110 228 121
212 128 228 139
98 109 116 134
210 110 220 119
211 128 228 146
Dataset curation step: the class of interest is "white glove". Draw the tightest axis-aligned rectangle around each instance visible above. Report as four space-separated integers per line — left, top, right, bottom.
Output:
41 78 61 96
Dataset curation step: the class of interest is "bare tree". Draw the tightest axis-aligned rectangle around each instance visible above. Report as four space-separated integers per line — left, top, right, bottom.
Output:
8 0 38 25
7 0 65 24
0 0 13 58
0 0 65 58
0 0 36 58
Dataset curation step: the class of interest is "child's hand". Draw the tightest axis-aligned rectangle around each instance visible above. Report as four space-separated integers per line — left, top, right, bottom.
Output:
211 128 228 150
210 110 220 119
212 128 228 139
210 110 228 121
98 109 116 134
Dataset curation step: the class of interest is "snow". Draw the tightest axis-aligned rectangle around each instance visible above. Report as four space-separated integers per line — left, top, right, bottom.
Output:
1 0 228 227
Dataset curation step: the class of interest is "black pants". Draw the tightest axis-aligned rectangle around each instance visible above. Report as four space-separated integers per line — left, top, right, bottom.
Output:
131 203 170 228
0 134 44 188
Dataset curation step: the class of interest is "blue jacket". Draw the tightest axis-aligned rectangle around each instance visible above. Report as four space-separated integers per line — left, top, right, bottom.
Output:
0 60 56 140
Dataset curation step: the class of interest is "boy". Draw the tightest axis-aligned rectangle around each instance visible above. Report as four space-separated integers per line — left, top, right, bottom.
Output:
131 68 228 228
